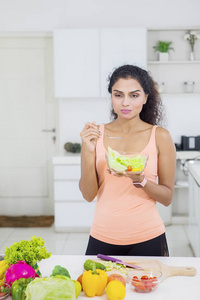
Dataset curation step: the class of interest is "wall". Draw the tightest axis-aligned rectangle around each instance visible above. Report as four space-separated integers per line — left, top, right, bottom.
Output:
59 98 111 155
58 93 200 155
0 0 199 31
0 1 199 153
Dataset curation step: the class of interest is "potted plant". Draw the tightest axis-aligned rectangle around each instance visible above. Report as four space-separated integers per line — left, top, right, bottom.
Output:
183 30 200 61
153 40 174 61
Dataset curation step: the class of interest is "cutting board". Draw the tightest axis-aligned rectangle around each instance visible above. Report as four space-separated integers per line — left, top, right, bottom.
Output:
97 259 196 282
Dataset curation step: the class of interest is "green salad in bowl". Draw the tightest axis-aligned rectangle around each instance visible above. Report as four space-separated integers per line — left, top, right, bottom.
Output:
106 146 148 174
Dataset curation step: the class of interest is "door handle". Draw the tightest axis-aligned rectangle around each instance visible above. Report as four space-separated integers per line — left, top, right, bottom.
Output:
42 128 56 133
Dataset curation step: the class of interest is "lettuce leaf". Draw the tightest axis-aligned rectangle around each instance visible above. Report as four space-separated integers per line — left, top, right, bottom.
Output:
4 236 51 267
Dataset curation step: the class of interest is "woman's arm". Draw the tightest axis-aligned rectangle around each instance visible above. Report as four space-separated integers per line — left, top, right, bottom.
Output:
79 122 101 202
124 127 176 206
142 127 176 206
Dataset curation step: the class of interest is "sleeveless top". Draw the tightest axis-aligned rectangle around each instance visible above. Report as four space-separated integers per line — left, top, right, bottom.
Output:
90 124 165 245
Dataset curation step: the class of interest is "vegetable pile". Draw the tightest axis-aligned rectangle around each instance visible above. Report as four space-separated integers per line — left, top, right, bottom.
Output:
0 236 53 299
0 235 83 300
107 146 148 173
1 240 158 299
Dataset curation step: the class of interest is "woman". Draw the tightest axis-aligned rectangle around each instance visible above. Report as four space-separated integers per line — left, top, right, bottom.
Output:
79 65 176 256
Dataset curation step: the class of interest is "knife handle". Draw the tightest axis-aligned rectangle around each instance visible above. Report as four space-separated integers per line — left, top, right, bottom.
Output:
97 254 121 263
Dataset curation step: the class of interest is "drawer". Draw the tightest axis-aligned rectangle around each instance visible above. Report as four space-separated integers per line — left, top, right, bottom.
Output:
54 181 83 201
55 201 96 228
54 165 81 180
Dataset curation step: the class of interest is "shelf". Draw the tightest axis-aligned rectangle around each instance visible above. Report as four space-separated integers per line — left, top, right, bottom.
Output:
160 93 200 96
148 60 200 65
174 185 188 189
148 27 200 31
171 215 188 225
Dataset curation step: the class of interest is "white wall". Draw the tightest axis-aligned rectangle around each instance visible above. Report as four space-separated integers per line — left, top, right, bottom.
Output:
59 98 111 155
0 0 199 32
162 94 200 143
58 93 200 154
0 0 200 152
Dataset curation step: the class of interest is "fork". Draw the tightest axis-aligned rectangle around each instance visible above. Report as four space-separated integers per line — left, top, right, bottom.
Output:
99 130 122 140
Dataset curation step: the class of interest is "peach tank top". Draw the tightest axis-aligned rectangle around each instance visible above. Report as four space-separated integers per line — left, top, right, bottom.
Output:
90 124 165 245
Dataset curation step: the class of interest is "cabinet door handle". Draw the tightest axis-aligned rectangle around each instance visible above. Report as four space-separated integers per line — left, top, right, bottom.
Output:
42 128 56 133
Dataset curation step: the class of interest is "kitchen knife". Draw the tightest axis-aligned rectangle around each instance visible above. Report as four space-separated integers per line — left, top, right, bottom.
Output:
97 254 143 269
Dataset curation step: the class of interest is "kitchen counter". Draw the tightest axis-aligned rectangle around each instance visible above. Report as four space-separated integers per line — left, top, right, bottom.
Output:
52 150 200 165
53 153 81 165
188 161 200 185
7 255 200 299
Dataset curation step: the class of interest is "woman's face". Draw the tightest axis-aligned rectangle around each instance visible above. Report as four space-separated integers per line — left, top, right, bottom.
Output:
111 77 148 120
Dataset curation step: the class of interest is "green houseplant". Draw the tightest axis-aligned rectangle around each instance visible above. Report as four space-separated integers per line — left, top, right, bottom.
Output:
153 40 174 61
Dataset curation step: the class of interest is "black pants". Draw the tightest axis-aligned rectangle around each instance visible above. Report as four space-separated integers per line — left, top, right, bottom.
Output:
85 233 169 256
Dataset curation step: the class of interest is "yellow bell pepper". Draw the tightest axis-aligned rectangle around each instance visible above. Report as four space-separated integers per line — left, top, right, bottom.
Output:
0 278 4 287
82 263 107 297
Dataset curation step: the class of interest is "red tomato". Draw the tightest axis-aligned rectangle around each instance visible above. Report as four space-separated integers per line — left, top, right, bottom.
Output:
151 276 158 288
141 275 148 281
132 276 139 282
137 281 146 291
127 166 132 171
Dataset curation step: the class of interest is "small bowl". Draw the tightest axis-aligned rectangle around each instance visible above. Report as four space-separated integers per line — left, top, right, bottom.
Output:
106 148 148 174
0 284 11 299
127 269 162 293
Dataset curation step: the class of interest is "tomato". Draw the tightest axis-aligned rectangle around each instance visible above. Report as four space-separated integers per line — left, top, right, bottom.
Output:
132 276 139 282
151 276 158 288
141 275 148 281
127 166 132 171
136 281 146 291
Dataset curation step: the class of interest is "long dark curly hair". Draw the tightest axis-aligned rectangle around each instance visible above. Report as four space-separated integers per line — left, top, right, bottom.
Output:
107 64 164 125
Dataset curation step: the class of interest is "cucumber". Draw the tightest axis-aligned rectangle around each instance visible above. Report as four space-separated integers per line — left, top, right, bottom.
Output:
84 259 106 271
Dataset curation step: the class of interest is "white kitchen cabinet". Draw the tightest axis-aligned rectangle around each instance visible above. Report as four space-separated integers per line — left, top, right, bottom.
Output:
188 170 200 256
53 27 147 98
100 27 147 97
53 28 100 98
53 156 96 232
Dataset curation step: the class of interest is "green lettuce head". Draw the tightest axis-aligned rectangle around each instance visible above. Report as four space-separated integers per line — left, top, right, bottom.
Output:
25 275 76 300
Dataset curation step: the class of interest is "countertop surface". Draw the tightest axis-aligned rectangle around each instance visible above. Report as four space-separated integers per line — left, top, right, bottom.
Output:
53 151 200 165
53 153 81 164
189 161 200 185
7 255 200 299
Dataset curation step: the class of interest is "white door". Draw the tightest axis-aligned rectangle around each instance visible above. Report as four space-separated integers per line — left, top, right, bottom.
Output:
0 36 56 216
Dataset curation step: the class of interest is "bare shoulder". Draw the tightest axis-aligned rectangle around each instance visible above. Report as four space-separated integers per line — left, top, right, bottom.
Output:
156 126 172 141
155 127 175 154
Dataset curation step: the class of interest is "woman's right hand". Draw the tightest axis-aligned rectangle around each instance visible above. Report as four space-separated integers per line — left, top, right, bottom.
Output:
80 121 101 153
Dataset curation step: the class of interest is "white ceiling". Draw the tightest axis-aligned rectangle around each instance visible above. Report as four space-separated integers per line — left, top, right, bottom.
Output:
0 0 199 32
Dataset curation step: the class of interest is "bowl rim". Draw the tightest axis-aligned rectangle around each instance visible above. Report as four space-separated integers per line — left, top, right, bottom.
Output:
106 151 149 157
127 269 163 281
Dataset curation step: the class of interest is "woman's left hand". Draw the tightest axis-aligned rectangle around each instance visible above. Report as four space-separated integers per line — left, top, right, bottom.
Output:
125 171 145 184
107 169 145 184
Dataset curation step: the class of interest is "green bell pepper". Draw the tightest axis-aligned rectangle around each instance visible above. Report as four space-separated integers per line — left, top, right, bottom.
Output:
11 278 34 300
